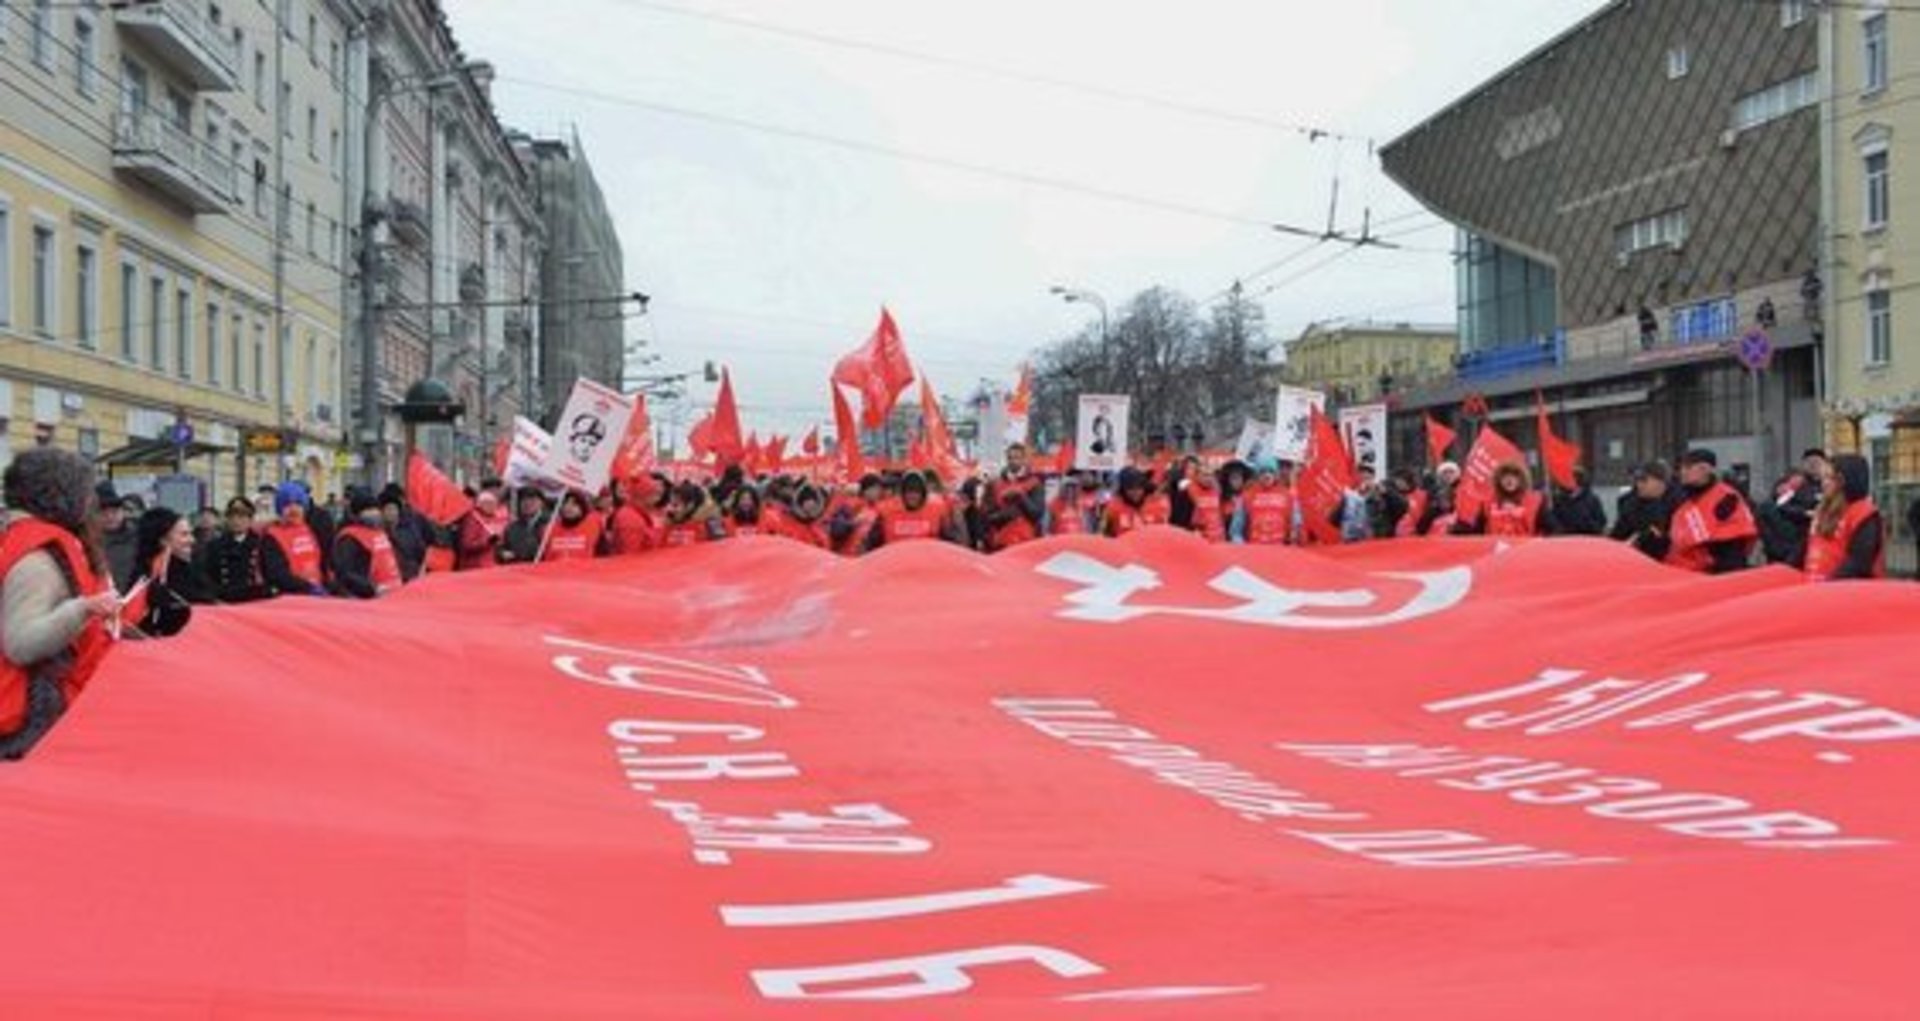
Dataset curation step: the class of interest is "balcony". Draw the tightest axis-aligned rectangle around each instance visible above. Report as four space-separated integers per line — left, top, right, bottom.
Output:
114 0 240 91
389 197 429 249
112 114 240 213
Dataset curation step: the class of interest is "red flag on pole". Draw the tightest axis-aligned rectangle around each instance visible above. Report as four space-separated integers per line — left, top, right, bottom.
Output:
1425 413 1458 467
918 376 960 478
709 368 745 465
1298 407 1356 546
832 307 916 429
765 434 788 473
609 394 655 482
405 451 473 527
491 436 510 479
1455 423 1528 524
832 383 864 483
1534 391 1582 490
801 426 820 457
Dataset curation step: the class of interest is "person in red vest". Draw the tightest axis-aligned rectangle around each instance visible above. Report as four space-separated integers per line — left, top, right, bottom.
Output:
1180 463 1228 543
456 486 512 570
331 490 404 599
1048 477 1091 535
1141 472 1174 527
602 479 659 557
770 485 831 548
0 450 124 759
1460 462 1546 538
261 482 328 596
984 443 1046 552
826 476 884 556
659 483 727 549
1233 457 1299 545
723 487 773 538
1666 449 1759 574
1805 454 1885 581
868 472 956 550
541 491 606 563
1102 468 1155 537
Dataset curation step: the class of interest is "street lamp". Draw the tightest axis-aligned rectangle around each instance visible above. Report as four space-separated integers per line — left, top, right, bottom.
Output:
1050 285 1110 390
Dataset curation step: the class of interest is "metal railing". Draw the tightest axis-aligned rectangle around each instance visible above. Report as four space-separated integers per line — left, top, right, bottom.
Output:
118 0 242 81
112 113 241 203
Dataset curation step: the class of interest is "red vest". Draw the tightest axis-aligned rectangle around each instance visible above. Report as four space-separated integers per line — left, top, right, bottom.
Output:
988 476 1042 550
1485 491 1544 538
337 524 404 594
604 505 657 557
1666 482 1758 572
0 519 110 736
1396 491 1429 538
1804 499 1885 581
1105 501 1146 537
660 517 712 549
265 520 324 586
1048 498 1088 536
768 506 828 548
879 499 945 543
1243 485 1297 545
544 516 605 562
457 508 510 571
1187 486 1226 543
1142 494 1172 527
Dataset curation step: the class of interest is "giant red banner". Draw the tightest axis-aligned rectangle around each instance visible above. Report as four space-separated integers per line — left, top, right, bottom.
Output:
3 534 1917 1018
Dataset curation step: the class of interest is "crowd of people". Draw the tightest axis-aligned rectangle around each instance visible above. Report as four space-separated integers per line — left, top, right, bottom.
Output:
0 439 1904 759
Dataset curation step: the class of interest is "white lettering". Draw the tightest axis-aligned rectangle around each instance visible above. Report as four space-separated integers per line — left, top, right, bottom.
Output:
752 945 1104 1001
721 874 1097 928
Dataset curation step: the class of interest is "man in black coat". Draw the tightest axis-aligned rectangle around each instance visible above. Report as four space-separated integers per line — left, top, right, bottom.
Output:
200 496 273 603
1549 467 1609 536
378 485 430 581
1907 495 1920 578
1610 460 1679 561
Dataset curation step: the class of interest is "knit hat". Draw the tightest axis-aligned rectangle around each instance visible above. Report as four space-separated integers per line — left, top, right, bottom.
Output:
274 481 311 516
347 487 379 516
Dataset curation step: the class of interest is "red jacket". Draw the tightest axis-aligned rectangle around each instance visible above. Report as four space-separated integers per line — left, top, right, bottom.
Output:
456 507 511 570
604 505 658 557
0 519 110 739
543 515 605 562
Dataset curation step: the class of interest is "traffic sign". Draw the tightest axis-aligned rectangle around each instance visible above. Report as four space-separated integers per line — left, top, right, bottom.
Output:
167 422 195 447
1736 329 1774 372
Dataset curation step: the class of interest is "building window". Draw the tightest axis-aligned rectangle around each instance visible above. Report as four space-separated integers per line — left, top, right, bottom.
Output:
30 0 52 71
31 225 54 338
304 201 316 255
73 13 96 98
329 127 340 176
1782 0 1806 28
149 275 166 368
306 14 317 62
306 105 317 159
75 242 97 349
1616 208 1688 256
1868 290 1892 366
1666 46 1690 81
0 205 11 328
254 51 267 108
1733 73 1818 132
1865 150 1889 230
1864 14 1888 95
230 311 243 392
329 39 340 82
253 321 265 396
280 83 292 138
206 301 221 385
252 152 268 217
119 261 138 360
175 287 192 379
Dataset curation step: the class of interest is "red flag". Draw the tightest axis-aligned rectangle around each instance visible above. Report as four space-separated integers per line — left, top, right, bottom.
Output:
1535 391 1582 490
1425 413 1458 467
1455 423 1528 523
801 426 820 457
765 434 788 473
491 436 510 479
1007 363 1033 417
405 451 473 526
832 307 916 429
687 412 715 461
1297 407 1356 545
831 383 864 482
609 395 655 482
743 432 763 475
709 368 745 465
918 376 961 481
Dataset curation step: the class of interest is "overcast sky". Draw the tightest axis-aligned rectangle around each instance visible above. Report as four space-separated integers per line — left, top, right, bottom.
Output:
450 0 1602 439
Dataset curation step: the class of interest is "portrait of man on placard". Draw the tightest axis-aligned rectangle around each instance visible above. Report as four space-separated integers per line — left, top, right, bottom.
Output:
567 413 608 465
1090 404 1116 456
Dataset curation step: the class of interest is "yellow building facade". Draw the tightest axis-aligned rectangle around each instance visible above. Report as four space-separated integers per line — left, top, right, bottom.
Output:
1277 322 1457 403
0 0 358 511
1824 1 1920 522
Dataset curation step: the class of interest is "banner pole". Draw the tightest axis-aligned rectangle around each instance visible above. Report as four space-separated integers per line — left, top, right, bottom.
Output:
533 502 562 563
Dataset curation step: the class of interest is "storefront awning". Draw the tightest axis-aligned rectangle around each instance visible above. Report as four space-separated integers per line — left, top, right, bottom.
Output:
95 437 235 470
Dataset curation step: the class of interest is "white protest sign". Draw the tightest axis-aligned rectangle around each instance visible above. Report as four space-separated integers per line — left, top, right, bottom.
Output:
1274 386 1326 463
1235 419 1275 462
1074 395 1131 471
1339 403 1389 479
541 379 636 493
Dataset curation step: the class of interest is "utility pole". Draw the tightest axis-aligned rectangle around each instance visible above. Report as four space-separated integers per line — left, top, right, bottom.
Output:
271 0 289 480
357 50 387 484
